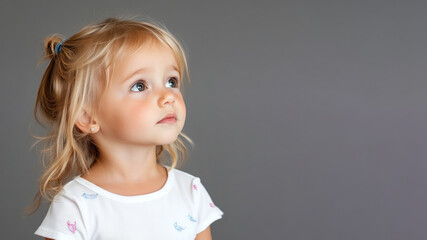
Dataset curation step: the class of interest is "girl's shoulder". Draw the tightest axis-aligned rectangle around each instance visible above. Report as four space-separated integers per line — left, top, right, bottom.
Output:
171 168 204 189
52 176 99 202
172 168 199 181
171 167 224 233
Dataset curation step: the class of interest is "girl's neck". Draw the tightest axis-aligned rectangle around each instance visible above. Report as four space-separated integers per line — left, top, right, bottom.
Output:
84 142 163 185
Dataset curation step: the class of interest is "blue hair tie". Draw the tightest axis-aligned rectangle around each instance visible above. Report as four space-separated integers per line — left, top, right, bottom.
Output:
55 39 66 55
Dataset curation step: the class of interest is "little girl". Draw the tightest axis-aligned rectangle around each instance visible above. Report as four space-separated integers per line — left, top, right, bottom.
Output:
32 18 223 240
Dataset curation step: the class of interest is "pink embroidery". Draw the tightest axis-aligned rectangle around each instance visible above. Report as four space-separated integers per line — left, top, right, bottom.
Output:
193 184 198 191
67 220 77 234
209 203 215 208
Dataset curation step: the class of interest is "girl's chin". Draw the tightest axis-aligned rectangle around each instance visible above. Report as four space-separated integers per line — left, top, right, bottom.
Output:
153 134 181 146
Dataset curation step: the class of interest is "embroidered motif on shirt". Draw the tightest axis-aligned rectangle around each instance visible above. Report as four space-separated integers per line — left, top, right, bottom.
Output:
188 214 197 222
209 203 215 208
67 220 77 234
82 193 98 199
174 222 185 232
193 184 198 191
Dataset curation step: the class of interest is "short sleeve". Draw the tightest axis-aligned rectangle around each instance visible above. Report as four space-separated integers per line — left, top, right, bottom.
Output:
191 177 224 234
35 190 87 240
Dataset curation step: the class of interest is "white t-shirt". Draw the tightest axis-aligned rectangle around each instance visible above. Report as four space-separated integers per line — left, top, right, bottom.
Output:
35 167 224 240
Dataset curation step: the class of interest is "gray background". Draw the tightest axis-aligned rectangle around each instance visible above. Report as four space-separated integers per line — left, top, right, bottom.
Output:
1 0 427 239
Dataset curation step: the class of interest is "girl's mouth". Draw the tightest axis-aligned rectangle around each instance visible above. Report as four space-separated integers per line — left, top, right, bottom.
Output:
157 113 177 124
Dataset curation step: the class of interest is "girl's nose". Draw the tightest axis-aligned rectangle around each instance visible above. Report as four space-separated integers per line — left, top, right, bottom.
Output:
159 91 176 107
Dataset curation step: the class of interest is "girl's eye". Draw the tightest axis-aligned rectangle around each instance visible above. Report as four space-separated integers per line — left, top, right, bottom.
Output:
130 81 147 92
166 77 179 88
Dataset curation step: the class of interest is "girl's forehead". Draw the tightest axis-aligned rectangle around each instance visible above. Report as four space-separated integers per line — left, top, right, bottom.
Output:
110 41 179 79
125 42 176 65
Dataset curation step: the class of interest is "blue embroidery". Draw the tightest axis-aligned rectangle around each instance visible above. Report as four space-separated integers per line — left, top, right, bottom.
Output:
174 222 185 232
188 214 197 222
82 193 98 199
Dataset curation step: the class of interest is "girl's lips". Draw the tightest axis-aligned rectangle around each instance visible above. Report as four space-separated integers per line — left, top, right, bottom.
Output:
157 113 177 124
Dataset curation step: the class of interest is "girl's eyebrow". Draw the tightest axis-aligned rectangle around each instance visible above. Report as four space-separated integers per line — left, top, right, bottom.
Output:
122 67 148 83
168 65 179 72
122 65 179 83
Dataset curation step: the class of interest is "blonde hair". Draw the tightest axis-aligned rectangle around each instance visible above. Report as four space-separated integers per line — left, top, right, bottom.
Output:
29 18 192 214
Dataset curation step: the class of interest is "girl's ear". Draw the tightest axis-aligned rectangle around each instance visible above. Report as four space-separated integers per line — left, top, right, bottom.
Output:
75 109 100 133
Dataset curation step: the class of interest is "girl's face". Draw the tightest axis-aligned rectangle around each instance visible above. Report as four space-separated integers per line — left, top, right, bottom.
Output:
95 41 186 146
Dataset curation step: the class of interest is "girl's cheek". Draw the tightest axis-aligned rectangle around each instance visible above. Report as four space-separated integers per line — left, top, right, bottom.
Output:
179 95 186 113
130 102 152 121
181 101 186 117
175 92 185 105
